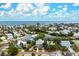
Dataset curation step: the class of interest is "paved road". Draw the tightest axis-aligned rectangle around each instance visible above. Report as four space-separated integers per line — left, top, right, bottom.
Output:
0 43 8 51
68 47 77 56
49 50 62 56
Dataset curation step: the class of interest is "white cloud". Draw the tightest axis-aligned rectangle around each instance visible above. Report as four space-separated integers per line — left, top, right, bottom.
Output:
34 3 45 7
62 5 68 12
39 6 50 14
8 8 15 16
6 3 35 16
58 5 63 8
0 3 79 22
64 5 68 7
73 3 79 6
52 8 56 11
0 11 4 16
16 3 34 12
0 3 50 16
49 9 79 21
0 11 10 16
32 9 38 15
0 3 11 9
57 5 68 12
63 7 68 12
32 4 50 15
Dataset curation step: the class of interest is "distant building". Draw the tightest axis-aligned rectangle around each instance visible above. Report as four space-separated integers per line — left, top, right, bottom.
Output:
60 29 70 35
49 27 57 31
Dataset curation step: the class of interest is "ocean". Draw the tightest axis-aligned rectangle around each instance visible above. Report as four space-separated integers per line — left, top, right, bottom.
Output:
0 21 79 26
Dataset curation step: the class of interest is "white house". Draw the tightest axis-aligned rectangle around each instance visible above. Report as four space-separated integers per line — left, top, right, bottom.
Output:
25 29 29 32
0 36 6 40
16 40 21 47
5 33 13 40
49 27 57 31
60 29 70 35
36 39 44 46
21 41 27 47
16 38 27 48
13 31 21 37
30 34 37 39
60 41 71 48
23 34 30 41
29 34 38 41
73 32 79 38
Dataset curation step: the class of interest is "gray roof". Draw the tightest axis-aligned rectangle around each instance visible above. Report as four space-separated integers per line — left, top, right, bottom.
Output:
60 41 71 48
36 39 44 45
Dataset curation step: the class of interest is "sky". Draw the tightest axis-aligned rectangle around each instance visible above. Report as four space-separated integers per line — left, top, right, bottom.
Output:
0 3 79 21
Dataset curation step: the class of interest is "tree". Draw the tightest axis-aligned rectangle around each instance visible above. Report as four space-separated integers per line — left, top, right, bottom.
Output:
43 41 48 49
0 39 3 42
27 40 31 44
38 54 41 56
67 32 73 36
53 43 61 50
37 33 45 39
70 41 75 44
37 23 40 28
31 53 35 56
61 46 68 51
32 41 36 46
1 51 5 56
8 43 19 56
53 38 61 44
20 42 26 49
47 45 54 51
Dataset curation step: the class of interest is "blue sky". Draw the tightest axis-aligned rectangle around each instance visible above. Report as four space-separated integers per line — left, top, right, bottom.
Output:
0 3 79 21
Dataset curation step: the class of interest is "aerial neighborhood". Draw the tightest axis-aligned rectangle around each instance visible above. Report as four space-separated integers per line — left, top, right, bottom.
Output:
0 23 79 56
